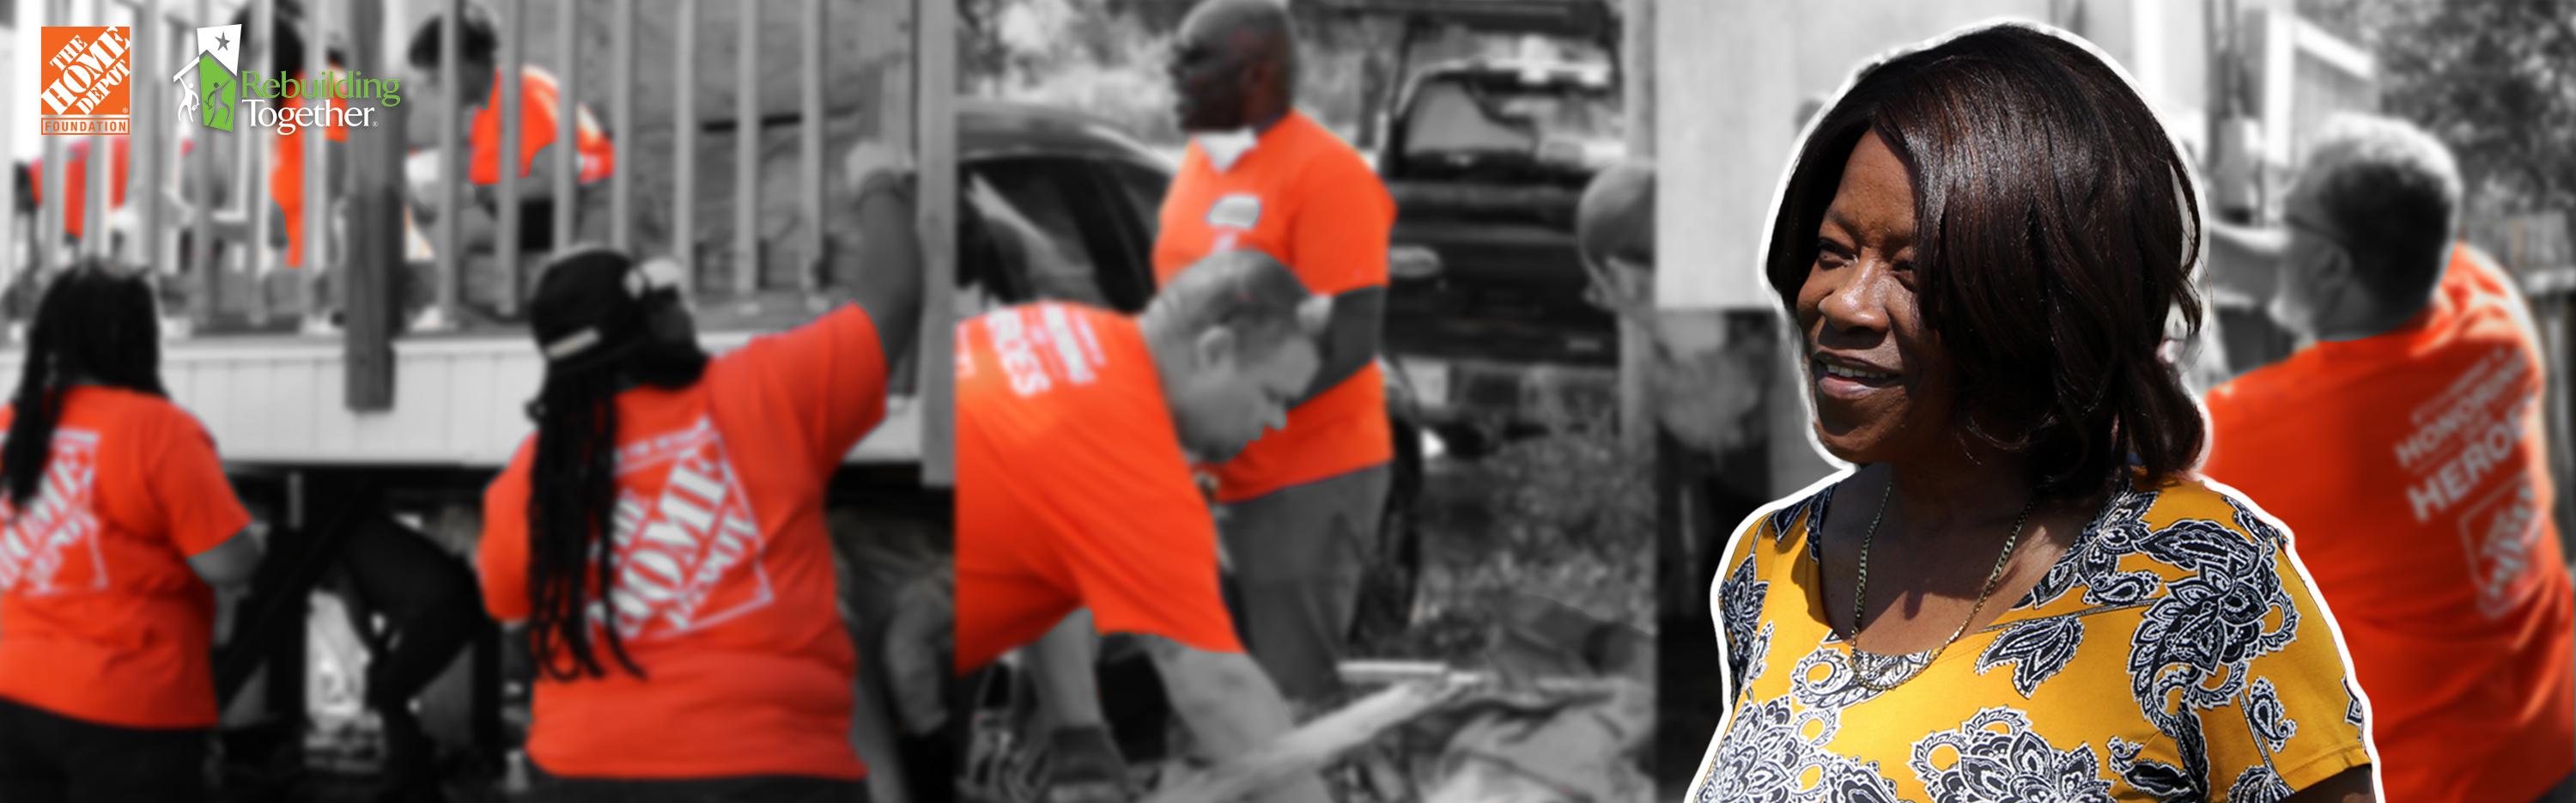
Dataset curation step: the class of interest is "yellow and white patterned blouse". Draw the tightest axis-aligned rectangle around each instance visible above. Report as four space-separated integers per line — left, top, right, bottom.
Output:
1688 474 2375 802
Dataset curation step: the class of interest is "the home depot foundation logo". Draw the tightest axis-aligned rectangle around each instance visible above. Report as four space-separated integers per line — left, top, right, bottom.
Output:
36 27 134 135
176 24 400 136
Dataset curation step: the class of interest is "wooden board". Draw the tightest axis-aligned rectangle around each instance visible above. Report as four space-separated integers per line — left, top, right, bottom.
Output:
1140 681 1468 803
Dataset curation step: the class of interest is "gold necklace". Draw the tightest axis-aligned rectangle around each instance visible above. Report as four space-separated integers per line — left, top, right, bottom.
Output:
1848 477 2038 691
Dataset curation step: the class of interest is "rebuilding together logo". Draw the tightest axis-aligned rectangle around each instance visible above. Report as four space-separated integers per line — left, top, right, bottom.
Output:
36 23 400 137
179 23 401 135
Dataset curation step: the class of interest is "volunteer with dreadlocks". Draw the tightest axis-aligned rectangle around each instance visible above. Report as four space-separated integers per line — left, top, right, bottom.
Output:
0 264 261 801
475 242 921 799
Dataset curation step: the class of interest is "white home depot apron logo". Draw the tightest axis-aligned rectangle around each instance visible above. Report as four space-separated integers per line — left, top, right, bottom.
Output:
174 24 400 136
0 430 107 596
37 27 133 135
592 417 773 641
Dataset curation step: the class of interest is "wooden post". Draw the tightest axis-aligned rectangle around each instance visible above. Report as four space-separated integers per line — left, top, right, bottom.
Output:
673 0 696 274
82 128 105 261
83 6 106 263
82 3 107 262
2204 0 2225 183
300 0 325 317
732 0 759 302
434 0 462 322
915 0 957 486
343 0 398 411
239 0 268 324
132 0 162 275
39 0 66 278
553 0 579 253
610 0 634 250
191 0 217 322
800 0 825 293
495 0 523 313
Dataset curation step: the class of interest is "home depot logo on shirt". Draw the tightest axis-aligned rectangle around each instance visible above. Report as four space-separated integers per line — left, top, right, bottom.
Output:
0 430 106 596
37 27 133 135
975 303 1107 398
2397 346 2547 618
593 417 772 641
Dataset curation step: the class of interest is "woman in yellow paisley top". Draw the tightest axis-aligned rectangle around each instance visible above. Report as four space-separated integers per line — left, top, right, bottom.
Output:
1687 23 2378 803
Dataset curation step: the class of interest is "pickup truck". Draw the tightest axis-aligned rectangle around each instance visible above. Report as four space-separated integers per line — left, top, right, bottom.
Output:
1378 56 1624 456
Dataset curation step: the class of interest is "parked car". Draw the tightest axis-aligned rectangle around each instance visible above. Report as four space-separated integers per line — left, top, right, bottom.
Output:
1376 57 1625 457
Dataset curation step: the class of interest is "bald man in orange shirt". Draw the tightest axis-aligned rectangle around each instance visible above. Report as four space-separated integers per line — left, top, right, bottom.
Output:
1151 0 1396 703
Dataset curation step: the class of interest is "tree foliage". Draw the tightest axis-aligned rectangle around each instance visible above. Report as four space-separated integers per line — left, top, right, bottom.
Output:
2302 0 2576 213
957 0 1510 146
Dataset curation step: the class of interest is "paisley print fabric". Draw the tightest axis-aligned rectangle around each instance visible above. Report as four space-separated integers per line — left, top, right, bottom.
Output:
1690 475 2372 801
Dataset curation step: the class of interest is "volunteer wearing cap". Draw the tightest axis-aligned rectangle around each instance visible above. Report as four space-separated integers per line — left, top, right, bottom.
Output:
475 244 920 800
956 249 1334 803
1152 0 1395 703
2202 114 2576 803
0 263 260 802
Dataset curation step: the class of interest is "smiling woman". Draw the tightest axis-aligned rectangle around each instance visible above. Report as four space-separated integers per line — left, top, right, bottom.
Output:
1688 22 2380 803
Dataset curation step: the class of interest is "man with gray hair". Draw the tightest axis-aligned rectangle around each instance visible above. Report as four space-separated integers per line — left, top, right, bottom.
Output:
2202 113 2576 803
957 249 1334 803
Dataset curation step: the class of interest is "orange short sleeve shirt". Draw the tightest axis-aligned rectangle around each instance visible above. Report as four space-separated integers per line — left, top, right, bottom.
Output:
0 387 252 729
477 304 886 781
954 302 1243 672
1151 111 1395 502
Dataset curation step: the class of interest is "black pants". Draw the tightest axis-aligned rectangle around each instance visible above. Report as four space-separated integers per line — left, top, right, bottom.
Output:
2539 770 2576 803
337 514 483 781
0 697 209 803
528 766 870 803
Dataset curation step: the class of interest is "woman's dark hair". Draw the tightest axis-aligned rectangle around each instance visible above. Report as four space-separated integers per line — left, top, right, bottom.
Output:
3 264 167 510
1766 23 2206 498
522 248 706 680
406 3 501 70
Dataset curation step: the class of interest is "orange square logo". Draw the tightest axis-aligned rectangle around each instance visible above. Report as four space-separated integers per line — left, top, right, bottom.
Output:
37 26 134 136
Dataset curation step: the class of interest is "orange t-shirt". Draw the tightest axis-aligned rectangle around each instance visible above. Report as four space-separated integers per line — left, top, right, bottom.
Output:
269 75 351 270
954 301 1243 672
0 386 252 729
2203 243 2574 803
468 66 614 187
477 304 886 781
1152 110 1394 502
